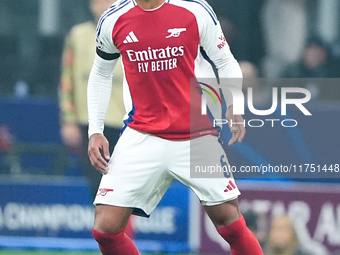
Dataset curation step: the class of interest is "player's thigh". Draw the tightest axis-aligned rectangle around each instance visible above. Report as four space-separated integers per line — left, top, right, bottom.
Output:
93 204 133 233
204 198 241 228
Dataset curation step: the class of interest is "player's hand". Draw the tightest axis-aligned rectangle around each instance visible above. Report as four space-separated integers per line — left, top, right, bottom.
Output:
226 105 246 146
88 133 110 174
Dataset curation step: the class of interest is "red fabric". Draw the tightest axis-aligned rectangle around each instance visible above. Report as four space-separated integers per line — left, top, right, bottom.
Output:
111 3 216 141
93 228 139 255
217 215 263 255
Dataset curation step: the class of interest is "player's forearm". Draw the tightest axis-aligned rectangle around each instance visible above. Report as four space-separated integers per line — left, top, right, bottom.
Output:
87 54 116 137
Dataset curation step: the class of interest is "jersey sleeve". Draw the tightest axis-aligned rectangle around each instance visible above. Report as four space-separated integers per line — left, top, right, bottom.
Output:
96 9 119 52
198 8 243 108
88 15 120 137
87 55 120 137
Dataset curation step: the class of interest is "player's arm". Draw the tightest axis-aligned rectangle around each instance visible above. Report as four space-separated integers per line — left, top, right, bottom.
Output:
199 12 245 145
88 15 120 173
88 53 119 173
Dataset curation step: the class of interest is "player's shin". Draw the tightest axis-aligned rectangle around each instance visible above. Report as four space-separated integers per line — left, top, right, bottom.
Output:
92 228 139 255
217 215 263 255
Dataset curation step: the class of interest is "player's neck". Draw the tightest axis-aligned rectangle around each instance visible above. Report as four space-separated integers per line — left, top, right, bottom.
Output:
135 0 166 10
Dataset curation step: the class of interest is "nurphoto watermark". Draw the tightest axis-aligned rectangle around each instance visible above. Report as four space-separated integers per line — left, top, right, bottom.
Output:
190 78 340 179
196 78 312 128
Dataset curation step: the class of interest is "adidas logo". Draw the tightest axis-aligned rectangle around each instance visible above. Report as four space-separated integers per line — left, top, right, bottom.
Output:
224 180 236 192
123 31 139 44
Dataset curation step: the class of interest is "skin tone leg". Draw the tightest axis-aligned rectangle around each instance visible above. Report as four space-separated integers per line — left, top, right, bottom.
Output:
204 198 241 228
93 198 241 234
93 205 133 233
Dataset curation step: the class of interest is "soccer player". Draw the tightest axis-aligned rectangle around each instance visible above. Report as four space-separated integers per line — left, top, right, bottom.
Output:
87 0 263 254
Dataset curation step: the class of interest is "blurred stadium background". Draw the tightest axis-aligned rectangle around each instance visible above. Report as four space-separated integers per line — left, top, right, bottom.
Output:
0 0 340 255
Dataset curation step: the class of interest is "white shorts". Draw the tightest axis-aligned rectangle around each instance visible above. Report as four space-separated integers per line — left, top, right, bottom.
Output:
94 127 240 217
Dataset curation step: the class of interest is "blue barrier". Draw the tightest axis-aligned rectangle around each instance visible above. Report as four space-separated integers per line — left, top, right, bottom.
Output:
0 176 192 253
0 97 61 144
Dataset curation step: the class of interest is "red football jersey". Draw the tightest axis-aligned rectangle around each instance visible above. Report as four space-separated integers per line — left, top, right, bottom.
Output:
89 0 242 140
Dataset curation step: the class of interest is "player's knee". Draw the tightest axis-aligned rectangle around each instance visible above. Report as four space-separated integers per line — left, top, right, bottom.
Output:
205 198 241 228
93 205 131 233
213 211 241 228
93 213 122 234
93 219 110 234
92 228 124 245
